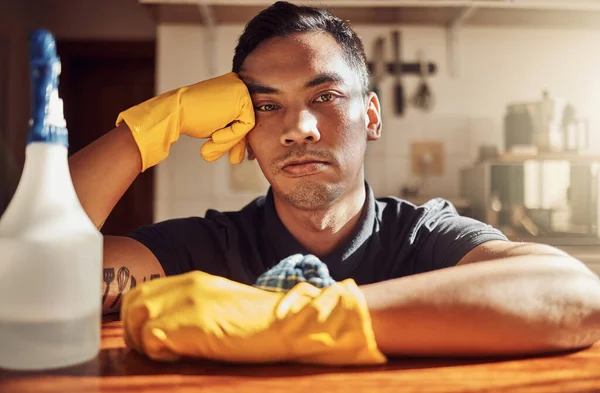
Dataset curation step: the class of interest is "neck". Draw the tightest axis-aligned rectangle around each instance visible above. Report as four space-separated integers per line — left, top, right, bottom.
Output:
273 180 367 258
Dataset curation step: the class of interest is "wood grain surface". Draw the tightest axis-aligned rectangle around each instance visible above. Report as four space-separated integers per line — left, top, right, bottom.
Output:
1 315 600 393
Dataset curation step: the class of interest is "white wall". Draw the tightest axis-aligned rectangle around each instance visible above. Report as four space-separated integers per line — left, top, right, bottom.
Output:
155 23 600 222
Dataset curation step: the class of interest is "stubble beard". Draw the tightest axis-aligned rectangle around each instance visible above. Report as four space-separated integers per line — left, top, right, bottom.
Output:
281 179 343 210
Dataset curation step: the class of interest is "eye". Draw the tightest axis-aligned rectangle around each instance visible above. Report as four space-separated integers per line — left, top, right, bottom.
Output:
314 93 334 103
255 104 279 112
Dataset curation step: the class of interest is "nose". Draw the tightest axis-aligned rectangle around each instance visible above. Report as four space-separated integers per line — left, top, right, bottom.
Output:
280 109 320 147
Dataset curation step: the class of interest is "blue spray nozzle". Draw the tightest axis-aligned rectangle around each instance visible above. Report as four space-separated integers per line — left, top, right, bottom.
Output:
29 29 58 69
27 29 68 147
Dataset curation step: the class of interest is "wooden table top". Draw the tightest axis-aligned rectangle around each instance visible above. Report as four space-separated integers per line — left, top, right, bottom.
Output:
2 315 600 393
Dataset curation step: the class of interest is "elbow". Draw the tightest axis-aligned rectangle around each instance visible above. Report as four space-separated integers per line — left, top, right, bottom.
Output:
546 323 600 353
550 320 600 352
543 274 600 351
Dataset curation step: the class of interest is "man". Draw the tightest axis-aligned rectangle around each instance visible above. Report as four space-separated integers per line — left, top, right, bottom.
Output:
70 1 600 360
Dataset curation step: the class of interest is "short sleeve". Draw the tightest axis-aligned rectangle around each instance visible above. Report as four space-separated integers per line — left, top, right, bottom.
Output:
410 198 509 273
126 217 230 278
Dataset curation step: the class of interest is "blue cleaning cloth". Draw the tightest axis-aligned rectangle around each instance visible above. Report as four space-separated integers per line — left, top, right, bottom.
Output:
254 254 336 292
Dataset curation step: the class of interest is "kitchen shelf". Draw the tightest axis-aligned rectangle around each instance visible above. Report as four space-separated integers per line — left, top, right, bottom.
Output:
140 0 600 29
480 152 600 164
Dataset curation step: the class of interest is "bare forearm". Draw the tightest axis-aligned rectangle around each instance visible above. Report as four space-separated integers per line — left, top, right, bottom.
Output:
69 123 141 228
362 256 600 357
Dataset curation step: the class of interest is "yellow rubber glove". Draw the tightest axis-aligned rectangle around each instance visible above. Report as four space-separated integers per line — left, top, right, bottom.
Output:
116 72 255 171
121 270 386 366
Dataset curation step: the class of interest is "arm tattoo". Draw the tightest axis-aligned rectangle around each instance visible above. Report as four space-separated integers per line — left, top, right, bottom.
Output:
102 268 115 305
110 267 130 309
102 267 162 309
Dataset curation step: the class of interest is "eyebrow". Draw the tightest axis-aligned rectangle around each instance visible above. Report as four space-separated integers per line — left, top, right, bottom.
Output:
245 72 346 95
305 72 345 89
246 83 280 95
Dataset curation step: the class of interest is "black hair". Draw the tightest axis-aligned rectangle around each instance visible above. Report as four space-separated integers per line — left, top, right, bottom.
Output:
232 1 369 95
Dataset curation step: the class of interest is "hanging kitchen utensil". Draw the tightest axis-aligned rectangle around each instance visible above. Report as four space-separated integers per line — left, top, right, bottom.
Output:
412 50 434 112
391 30 404 116
370 37 386 99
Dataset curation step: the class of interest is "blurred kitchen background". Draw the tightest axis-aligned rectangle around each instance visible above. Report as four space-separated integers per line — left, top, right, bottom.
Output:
1 0 600 272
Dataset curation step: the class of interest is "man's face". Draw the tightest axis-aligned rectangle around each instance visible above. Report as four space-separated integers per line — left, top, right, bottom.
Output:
239 31 381 210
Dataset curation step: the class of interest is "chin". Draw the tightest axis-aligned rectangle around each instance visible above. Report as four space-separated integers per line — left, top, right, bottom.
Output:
278 179 344 210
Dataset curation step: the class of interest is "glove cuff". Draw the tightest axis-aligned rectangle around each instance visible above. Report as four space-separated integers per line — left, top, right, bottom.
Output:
318 279 387 365
280 279 387 366
116 91 182 172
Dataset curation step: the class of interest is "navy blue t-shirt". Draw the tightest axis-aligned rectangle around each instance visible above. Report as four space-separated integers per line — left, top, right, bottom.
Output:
127 183 508 285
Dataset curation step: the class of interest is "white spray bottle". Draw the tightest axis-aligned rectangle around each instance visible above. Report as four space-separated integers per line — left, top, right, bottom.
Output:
0 29 103 370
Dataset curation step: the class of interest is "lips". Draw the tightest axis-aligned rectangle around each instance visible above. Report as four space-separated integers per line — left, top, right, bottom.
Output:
281 158 329 177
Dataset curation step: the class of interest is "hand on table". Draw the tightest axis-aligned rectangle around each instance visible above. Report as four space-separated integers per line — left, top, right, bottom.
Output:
121 270 386 366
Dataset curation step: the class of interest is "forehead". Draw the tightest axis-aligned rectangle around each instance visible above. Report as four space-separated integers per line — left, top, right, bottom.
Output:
239 31 359 88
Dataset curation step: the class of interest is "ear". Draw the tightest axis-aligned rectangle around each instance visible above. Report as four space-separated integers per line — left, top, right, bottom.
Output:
365 92 382 141
247 143 256 160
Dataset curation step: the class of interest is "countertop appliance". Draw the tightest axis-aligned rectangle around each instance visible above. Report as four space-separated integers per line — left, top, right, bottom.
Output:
504 91 589 154
460 154 600 246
